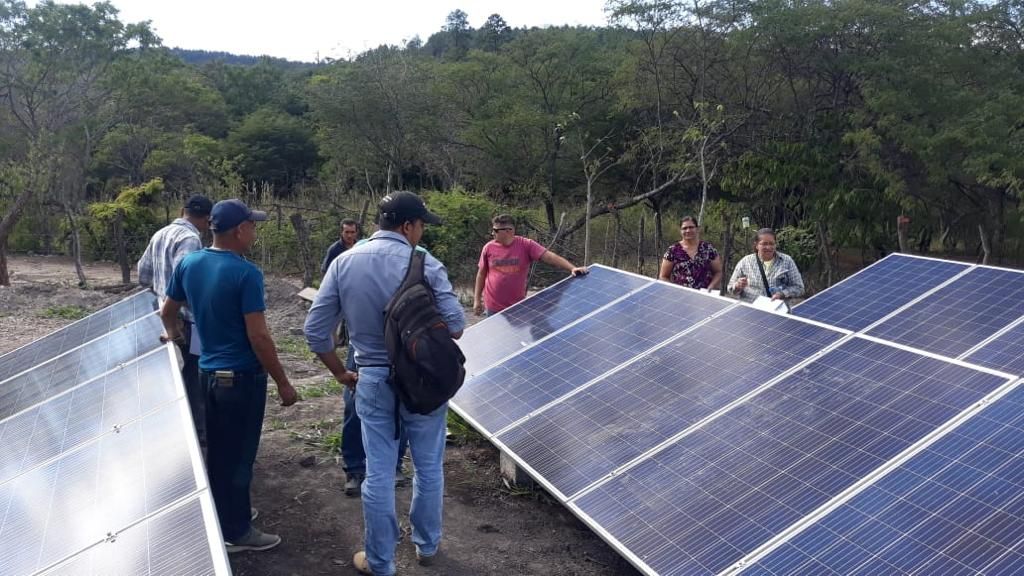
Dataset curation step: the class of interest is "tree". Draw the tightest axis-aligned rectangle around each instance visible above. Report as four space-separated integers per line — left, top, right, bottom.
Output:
479 13 512 52
227 108 319 194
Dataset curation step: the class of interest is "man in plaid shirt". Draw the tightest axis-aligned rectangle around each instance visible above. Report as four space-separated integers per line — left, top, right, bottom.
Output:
728 227 805 304
138 194 213 443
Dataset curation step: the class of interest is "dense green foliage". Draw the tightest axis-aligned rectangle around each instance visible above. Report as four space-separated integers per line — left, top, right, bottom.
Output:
3 0 1024 287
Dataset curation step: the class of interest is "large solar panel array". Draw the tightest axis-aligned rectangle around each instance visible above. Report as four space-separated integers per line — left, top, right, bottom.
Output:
453 259 1024 575
0 291 230 576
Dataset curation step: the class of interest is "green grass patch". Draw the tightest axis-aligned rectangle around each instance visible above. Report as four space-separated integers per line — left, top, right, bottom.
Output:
447 410 484 444
299 377 344 398
38 305 91 321
290 418 342 454
276 335 316 361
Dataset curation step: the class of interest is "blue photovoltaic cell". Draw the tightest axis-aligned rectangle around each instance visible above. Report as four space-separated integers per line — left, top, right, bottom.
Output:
0 349 178 485
572 337 1010 576
497 306 843 498
457 265 650 377
867 267 1024 357
749 382 1024 576
966 320 1024 376
0 314 164 420
0 290 156 381
453 282 729 435
793 255 969 332
0 399 198 576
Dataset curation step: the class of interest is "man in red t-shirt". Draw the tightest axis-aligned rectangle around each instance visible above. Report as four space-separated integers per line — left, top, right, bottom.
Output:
473 214 588 315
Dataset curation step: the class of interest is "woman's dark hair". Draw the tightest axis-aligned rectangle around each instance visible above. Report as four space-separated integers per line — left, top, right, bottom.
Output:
754 228 776 243
679 216 698 227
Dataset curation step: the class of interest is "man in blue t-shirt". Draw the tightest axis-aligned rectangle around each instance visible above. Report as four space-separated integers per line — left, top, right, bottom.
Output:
161 198 298 554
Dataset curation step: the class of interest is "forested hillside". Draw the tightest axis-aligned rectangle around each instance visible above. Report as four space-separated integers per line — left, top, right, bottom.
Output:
2 0 1023 287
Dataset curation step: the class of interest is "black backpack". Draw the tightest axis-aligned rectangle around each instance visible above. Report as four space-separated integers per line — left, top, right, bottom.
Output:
384 248 466 414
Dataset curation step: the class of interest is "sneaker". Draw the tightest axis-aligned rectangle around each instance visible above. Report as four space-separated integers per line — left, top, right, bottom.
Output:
225 527 281 553
345 474 364 497
353 551 372 575
250 507 259 521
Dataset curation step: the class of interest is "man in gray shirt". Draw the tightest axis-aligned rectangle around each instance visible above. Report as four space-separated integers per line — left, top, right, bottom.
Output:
304 192 464 575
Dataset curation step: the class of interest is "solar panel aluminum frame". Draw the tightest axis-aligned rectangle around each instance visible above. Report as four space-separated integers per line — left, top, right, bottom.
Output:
959 313 1024 361
723 367 1021 576
0 304 159 389
449 277 740 440
459 264 656 380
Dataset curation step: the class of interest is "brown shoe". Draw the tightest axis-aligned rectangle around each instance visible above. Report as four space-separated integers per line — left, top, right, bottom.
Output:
416 548 438 566
353 551 373 575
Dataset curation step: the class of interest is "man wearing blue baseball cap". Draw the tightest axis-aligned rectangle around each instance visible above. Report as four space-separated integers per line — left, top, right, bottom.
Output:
160 198 299 553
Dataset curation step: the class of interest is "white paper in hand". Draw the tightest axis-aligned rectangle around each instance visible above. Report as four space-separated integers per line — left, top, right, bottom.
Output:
751 295 788 314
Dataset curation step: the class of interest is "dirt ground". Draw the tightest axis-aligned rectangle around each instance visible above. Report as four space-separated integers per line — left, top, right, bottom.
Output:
0 255 638 576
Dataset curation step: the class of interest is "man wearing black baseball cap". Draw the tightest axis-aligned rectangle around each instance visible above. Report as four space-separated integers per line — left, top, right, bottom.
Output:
139 194 213 446
304 191 464 575
161 198 298 554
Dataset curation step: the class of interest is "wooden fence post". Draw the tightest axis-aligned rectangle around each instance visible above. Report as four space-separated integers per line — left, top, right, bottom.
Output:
290 212 315 287
637 215 645 275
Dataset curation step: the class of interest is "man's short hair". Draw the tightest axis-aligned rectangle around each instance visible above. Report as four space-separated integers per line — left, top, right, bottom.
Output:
492 214 514 228
755 228 776 242
340 218 359 230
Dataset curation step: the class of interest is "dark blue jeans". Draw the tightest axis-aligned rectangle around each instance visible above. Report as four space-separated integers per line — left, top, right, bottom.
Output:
179 321 205 447
203 369 267 541
342 345 407 476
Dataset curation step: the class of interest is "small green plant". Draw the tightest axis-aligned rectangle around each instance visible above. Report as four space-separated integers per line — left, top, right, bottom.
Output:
276 335 316 361
290 418 342 454
39 305 91 320
446 411 484 444
300 377 344 398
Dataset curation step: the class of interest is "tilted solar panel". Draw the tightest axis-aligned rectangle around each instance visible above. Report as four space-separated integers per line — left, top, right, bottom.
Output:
457 265 651 377
746 380 1024 576
0 290 157 382
452 281 732 436
964 317 1024 376
496 306 844 500
793 254 970 332
867 266 1024 357
569 337 1012 576
0 313 164 421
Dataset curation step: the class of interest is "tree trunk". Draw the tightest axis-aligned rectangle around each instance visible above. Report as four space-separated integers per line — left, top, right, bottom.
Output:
63 201 87 287
817 221 834 288
978 223 991 265
897 215 910 253
0 185 36 286
358 198 370 227
290 212 315 287
583 180 593 265
114 208 131 284
719 216 733 297
611 211 621 269
637 215 645 275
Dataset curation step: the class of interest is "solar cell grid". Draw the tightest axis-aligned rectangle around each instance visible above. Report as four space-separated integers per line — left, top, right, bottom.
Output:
496 306 844 499
0 348 178 486
458 265 651 377
38 495 225 576
0 398 198 576
867 266 1024 357
0 313 164 421
571 337 1011 576
0 290 157 382
793 254 970 332
452 281 730 435
965 317 1024 376
746 381 1024 576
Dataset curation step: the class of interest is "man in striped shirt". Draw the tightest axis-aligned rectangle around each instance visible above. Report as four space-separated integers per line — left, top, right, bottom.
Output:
138 194 213 443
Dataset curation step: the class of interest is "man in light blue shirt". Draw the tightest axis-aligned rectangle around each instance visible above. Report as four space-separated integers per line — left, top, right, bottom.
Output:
304 191 464 576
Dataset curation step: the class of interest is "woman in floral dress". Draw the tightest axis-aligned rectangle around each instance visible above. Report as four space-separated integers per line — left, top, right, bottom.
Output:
658 216 722 290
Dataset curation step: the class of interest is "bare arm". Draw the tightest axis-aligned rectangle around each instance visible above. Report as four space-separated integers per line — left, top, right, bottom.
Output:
473 265 486 316
159 298 184 343
658 258 673 281
315 350 359 389
709 256 723 290
540 250 587 276
245 311 298 406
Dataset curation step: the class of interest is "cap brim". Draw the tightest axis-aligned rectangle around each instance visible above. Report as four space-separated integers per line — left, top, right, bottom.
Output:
249 210 268 222
421 210 443 225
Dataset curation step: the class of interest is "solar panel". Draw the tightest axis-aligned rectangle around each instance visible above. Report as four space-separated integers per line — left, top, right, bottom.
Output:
457 265 651 376
0 348 178 486
0 290 157 382
38 494 228 576
793 254 970 332
0 313 164 421
867 266 1024 357
495 306 845 500
964 317 1024 376
452 281 731 435
745 380 1024 576
0 397 201 576
570 337 1011 576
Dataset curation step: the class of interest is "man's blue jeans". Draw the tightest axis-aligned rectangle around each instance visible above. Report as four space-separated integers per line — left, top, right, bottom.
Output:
341 346 406 476
203 369 267 541
355 366 447 576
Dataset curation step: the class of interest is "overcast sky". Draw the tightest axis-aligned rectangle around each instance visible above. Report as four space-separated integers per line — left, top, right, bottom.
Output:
55 0 611 62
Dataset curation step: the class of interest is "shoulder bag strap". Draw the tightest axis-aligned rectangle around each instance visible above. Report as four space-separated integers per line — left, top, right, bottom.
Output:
754 257 773 298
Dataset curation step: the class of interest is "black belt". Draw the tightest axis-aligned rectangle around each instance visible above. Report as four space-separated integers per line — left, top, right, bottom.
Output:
201 368 266 377
356 364 390 369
